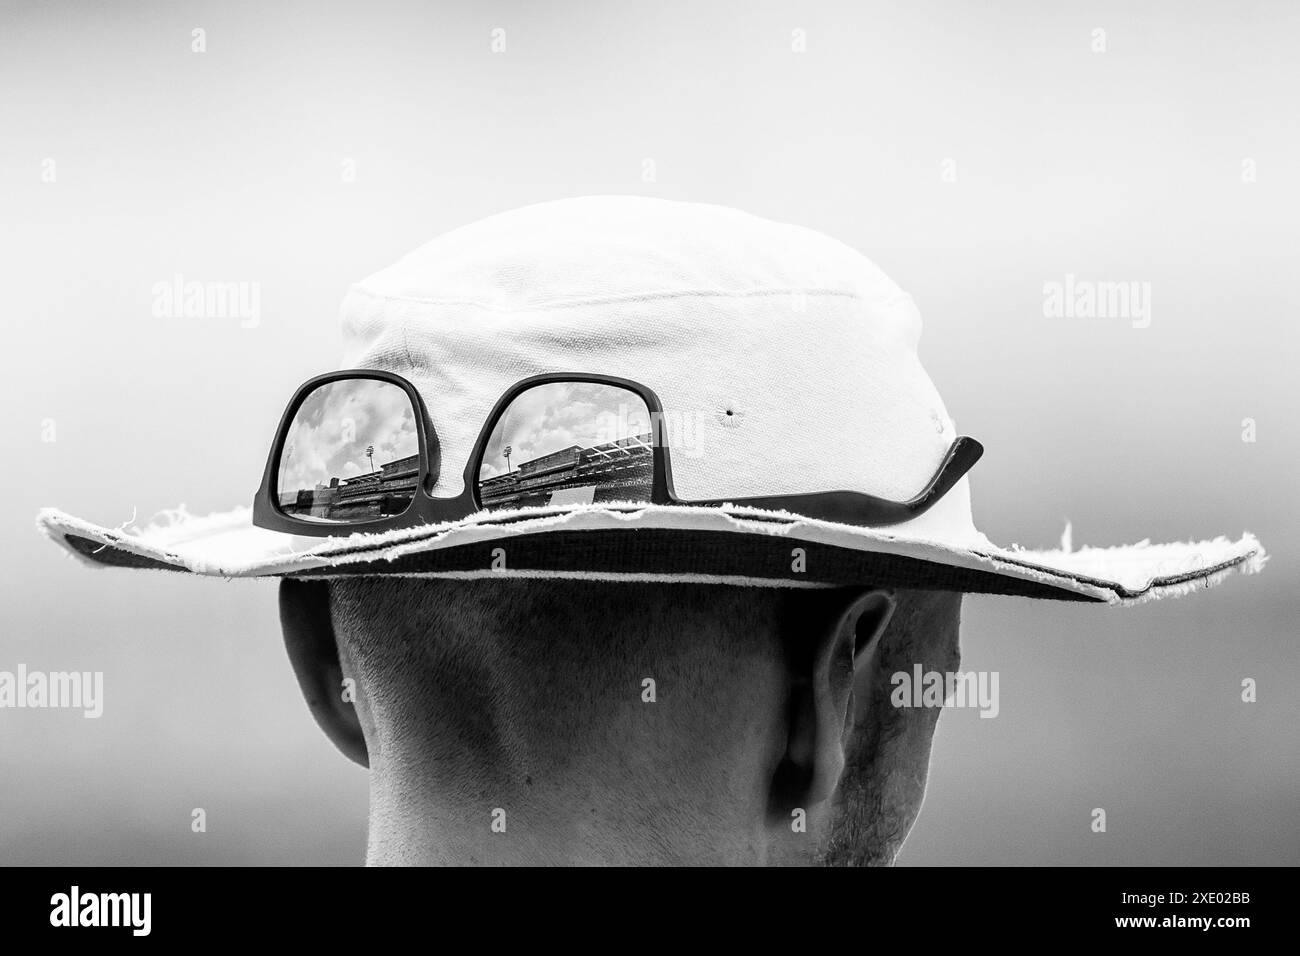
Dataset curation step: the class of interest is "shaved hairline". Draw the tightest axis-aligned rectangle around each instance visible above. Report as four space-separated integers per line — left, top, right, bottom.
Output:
327 576 958 864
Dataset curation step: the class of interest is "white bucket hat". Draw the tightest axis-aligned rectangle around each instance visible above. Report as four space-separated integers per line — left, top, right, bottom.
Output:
38 196 1264 603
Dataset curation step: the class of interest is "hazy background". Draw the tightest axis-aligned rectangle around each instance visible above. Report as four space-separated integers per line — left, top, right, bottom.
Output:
2 0 1296 865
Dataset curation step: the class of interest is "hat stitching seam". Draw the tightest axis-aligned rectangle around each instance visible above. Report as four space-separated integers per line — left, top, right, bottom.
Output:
346 284 909 313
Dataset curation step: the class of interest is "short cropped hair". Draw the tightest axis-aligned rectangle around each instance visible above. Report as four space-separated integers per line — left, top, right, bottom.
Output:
328 577 958 865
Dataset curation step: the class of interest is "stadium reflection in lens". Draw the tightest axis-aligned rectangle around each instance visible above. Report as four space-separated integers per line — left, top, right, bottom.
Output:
477 382 654 511
277 379 420 523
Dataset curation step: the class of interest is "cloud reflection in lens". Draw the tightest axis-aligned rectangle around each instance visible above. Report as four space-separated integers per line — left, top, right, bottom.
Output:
477 382 654 511
277 379 419 522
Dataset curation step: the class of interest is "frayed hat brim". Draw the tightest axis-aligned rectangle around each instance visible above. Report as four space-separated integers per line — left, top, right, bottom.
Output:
36 502 1265 606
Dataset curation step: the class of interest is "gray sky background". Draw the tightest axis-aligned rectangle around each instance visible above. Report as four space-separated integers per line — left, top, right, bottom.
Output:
1 0 1296 864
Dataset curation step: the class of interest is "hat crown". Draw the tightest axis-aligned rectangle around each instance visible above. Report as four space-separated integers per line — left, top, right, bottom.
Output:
339 196 976 543
350 196 918 344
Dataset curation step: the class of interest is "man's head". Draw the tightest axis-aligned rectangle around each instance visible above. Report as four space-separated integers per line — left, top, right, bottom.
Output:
280 577 961 865
34 197 1265 871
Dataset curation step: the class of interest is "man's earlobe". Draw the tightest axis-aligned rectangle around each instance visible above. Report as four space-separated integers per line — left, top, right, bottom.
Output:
279 579 368 768
772 590 895 815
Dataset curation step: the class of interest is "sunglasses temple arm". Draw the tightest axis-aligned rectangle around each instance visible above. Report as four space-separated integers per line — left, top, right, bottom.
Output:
671 437 983 524
903 436 984 513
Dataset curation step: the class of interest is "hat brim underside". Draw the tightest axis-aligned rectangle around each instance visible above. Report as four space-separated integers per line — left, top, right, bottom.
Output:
36 503 1266 606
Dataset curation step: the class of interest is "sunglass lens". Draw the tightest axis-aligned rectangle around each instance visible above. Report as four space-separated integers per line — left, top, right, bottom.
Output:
477 382 654 511
277 378 421 523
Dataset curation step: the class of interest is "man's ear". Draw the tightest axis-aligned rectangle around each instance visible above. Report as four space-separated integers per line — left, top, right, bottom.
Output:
279 579 368 768
776 590 895 812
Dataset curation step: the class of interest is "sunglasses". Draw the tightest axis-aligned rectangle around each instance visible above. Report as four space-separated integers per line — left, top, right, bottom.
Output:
251 370 983 536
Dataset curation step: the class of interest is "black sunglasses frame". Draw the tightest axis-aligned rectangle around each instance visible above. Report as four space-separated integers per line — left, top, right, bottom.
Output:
253 369 983 536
